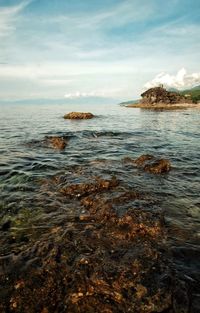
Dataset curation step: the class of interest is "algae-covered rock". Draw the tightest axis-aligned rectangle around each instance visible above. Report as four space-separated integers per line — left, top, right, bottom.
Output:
45 136 68 150
135 154 171 174
64 112 94 119
0 173 195 313
144 158 171 174
27 136 69 150
60 177 119 198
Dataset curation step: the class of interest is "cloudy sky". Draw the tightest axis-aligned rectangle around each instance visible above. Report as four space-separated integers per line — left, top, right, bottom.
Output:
0 0 199 101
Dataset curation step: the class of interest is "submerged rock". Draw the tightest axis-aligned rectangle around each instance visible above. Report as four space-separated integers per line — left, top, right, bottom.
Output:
0 178 174 313
27 136 69 150
60 177 119 198
135 154 171 174
144 159 171 174
64 112 94 119
0 170 196 312
45 136 68 150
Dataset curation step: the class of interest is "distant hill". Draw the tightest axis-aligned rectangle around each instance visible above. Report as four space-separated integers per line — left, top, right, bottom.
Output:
180 85 200 103
0 96 117 105
191 84 200 90
167 87 179 92
119 99 139 106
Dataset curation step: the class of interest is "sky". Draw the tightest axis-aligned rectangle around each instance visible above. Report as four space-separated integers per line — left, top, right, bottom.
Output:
0 0 199 101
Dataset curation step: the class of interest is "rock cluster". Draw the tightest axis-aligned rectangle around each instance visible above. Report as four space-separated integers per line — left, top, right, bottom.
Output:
64 112 94 119
0 176 180 313
140 87 192 105
1 158 197 313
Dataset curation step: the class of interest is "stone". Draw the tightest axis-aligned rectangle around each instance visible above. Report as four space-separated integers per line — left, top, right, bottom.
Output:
64 112 94 119
135 154 171 174
27 136 69 150
144 159 171 174
45 136 68 150
60 177 119 198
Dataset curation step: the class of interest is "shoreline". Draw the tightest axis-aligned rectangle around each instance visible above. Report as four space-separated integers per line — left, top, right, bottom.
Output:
126 102 200 110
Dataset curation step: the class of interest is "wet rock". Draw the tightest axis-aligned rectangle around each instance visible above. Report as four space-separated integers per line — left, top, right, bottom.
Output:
64 112 94 119
60 177 119 198
144 159 171 174
135 155 171 174
45 136 68 150
0 174 193 313
1 204 173 313
27 136 69 150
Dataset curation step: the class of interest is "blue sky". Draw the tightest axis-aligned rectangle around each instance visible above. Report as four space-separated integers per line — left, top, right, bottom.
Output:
0 0 199 100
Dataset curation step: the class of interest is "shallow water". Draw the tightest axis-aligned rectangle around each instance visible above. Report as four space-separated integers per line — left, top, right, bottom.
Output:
0 103 200 283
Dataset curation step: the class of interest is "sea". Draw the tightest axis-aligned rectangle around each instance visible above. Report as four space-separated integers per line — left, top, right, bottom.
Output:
0 102 200 292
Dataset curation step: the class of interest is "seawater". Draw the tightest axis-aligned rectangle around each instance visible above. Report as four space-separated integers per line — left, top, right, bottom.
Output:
0 102 200 275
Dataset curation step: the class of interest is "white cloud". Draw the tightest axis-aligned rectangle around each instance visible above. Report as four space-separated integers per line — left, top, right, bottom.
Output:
0 0 31 38
64 91 99 99
41 0 155 31
0 0 199 101
64 89 118 99
0 61 150 80
144 68 200 90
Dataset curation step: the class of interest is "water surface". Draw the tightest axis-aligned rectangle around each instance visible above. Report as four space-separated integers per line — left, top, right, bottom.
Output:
0 103 200 276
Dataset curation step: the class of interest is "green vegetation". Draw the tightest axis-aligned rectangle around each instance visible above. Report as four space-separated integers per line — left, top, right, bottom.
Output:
119 99 139 106
180 85 200 103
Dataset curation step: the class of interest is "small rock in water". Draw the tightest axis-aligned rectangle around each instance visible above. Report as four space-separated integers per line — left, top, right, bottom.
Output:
144 159 171 174
45 136 68 150
63 112 94 119
135 154 171 174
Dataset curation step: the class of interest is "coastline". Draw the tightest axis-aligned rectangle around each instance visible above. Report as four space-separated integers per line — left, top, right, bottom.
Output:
126 102 200 110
